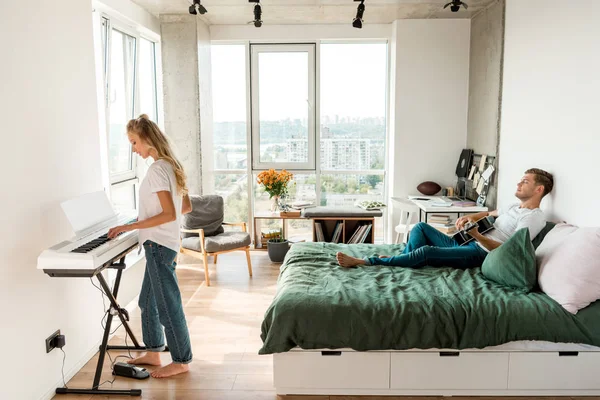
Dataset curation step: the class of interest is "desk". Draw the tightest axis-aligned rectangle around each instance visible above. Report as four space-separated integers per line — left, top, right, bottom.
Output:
395 196 488 223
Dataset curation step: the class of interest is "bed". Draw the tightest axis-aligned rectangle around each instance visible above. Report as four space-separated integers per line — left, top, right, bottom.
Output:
260 241 600 396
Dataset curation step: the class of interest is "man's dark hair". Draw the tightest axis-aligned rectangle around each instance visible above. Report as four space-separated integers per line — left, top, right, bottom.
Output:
525 168 554 197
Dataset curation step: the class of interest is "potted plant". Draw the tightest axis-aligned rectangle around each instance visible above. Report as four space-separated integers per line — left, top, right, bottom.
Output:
267 228 289 263
257 169 294 212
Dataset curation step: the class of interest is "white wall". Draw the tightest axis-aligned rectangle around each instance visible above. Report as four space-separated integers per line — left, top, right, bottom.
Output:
387 19 470 240
0 1 161 398
498 0 600 226
0 1 106 399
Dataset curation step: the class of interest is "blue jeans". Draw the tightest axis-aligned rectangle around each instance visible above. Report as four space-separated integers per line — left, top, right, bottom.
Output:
139 240 192 364
365 222 488 269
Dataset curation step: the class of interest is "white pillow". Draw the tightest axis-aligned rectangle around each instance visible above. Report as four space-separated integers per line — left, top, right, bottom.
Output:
538 227 600 314
535 222 579 267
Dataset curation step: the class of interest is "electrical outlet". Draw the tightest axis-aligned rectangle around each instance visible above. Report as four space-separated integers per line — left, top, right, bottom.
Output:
45 329 61 353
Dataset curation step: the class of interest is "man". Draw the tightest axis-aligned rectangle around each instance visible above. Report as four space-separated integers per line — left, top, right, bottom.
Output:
336 168 554 269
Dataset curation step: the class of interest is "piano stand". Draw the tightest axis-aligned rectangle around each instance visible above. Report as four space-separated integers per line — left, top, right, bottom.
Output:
56 252 168 397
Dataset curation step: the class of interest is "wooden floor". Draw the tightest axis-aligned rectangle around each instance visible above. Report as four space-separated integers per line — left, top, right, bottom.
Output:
54 251 593 400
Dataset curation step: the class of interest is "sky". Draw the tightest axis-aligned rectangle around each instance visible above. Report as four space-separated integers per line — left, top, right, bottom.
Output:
211 43 387 123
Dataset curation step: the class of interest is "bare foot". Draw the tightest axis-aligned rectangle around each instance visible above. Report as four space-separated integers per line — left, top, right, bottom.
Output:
151 362 190 378
336 252 366 268
126 352 162 366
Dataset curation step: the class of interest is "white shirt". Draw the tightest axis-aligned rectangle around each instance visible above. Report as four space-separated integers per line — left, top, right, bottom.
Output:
479 203 547 252
138 159 182 253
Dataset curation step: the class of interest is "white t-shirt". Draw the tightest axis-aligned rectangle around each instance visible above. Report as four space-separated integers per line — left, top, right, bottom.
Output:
138 159 182 253
479 203 546 252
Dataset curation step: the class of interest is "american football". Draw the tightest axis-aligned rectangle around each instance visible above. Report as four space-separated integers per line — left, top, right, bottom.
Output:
417 181 441 195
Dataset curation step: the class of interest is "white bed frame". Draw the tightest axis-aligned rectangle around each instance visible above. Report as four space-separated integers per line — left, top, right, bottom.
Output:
273 347 600 396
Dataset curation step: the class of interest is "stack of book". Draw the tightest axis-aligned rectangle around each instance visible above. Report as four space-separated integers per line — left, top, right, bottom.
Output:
429 214 451 224
347 224 372 244
427 215 457 234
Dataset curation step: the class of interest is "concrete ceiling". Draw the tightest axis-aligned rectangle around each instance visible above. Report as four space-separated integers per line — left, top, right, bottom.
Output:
131 0 497 25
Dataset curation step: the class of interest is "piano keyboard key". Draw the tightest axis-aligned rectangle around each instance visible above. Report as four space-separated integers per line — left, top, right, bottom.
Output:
70 231 126 254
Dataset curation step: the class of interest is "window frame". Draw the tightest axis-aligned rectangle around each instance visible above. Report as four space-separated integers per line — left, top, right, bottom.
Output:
250 43 317 171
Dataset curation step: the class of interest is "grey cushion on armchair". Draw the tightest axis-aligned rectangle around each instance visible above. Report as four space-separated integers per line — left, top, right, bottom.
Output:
180 194 251 253
182 195 225 238
182 232 251 253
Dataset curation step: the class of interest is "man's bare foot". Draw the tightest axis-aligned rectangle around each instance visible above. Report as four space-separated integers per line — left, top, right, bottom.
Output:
151 362 190 378
336 252 366 268
126 352 162 366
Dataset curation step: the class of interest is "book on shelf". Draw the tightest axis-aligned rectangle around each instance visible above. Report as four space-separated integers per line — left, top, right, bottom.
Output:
346 225 362 244
331 222 343 243
358 224 372 243
429 215 451 222
315 222 325 242
428 222 457 234
347 223 372 244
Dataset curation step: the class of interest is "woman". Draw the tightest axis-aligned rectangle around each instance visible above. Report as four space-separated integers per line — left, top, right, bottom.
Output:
108 114 193 378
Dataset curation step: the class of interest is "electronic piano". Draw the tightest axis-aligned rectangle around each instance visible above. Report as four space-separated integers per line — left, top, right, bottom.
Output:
37 191 139 277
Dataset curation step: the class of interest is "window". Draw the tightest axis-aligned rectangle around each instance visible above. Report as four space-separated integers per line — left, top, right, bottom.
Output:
208 41 387 243
319 43 387 241
250 44 316 170
96 15 160 211
108 29 136 182
210 44 249 223
138 38 159 122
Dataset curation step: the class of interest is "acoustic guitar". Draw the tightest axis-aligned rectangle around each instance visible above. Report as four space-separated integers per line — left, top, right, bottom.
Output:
451 216 495 246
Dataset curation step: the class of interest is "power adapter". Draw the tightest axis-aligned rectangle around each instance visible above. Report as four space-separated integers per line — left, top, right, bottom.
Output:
54 334 66 349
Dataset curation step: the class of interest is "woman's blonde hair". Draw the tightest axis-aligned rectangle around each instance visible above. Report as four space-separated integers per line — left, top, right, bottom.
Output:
127 114 188 196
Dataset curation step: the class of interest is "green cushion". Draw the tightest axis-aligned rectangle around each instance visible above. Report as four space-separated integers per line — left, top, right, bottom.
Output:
481 228 537 292
531 221 556 250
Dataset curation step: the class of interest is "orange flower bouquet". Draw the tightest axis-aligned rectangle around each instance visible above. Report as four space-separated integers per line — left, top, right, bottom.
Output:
256 169 294 199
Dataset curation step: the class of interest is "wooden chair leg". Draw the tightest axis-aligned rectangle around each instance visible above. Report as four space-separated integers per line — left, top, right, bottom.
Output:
202 253 210 286
245 248 253 277
214 254 218 264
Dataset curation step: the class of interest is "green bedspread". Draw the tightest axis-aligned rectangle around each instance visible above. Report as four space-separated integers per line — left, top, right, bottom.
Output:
259 242 600 354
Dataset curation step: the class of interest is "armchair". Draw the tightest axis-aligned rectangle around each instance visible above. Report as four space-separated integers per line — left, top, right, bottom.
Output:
179 195 252 286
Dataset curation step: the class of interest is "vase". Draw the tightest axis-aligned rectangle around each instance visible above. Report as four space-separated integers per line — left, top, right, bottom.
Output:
267 239 290 262
270 195 280 212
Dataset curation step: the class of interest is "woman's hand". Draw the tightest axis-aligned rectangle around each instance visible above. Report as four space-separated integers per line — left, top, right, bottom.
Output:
108 224 132 239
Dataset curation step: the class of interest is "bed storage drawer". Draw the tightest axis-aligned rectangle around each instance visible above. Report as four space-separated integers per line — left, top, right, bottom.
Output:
390 352 509 389
508 352 600 390
273 351 390 389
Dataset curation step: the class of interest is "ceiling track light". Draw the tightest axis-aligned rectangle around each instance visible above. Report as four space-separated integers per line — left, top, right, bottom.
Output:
248 0 262 28
352 0 365 29
189 0 207 15
443 0 468 13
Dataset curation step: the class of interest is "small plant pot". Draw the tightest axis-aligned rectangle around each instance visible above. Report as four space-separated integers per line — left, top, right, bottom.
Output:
267 240 290 263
